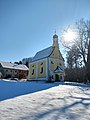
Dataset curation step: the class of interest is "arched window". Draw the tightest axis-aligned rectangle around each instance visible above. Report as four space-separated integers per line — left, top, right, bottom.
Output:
40 63 43 74
32 65 34 75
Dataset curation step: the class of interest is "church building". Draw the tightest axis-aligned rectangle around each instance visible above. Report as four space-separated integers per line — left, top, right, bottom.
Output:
28 33 65 81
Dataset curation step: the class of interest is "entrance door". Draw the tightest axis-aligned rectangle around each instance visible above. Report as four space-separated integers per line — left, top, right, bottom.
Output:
55 74 59 81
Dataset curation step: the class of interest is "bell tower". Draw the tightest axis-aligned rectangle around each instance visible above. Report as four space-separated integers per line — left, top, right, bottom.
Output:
53 32 59 49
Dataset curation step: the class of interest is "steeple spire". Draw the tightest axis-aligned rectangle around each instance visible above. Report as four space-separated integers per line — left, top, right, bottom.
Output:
55 30 56 34
53 32 59 48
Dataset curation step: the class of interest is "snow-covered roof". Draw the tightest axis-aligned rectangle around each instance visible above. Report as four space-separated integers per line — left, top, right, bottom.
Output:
0 61 29 70
14 64 29 70
32 46 54 61
0 61 14 69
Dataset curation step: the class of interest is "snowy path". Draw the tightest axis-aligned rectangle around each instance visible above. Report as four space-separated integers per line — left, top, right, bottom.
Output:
0 81 90 120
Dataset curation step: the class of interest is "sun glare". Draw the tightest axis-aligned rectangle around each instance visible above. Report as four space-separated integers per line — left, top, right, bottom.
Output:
63 29 77 43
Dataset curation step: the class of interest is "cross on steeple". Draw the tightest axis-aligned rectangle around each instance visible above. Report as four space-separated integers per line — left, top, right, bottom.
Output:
55 30 56 34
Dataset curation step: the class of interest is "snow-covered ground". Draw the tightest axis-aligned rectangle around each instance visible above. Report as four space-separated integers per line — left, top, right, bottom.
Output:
0 80 90 120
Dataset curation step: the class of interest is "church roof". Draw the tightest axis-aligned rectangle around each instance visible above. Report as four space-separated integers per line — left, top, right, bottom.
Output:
53 34 58 38
54 66 64 73
32 46 54 61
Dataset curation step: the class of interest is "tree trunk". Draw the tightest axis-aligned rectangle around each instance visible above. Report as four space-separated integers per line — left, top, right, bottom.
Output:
86 40 90 81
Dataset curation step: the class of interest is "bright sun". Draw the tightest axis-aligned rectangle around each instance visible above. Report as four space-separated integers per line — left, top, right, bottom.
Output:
63 29 77 43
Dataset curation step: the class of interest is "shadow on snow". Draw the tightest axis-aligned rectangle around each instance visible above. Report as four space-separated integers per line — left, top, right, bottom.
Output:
0 80 60 101
0 80 90 120
31 86 90 120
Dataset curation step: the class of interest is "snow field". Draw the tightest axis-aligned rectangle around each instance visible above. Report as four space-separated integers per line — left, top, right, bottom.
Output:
0 80 90 120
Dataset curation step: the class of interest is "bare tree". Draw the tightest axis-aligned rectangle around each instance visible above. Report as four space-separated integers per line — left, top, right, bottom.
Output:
75 19 90 66
62 19 90 67
86 40 90 81
66 45 81 69
62 19 90 81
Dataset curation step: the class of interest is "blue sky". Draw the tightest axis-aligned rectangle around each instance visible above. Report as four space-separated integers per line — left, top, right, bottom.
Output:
0 0 90 62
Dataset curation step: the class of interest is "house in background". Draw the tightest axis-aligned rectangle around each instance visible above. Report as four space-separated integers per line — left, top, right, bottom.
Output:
28 34 65 81
0 61 29 79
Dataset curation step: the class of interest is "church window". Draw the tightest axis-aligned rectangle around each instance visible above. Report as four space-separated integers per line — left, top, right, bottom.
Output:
40 67 43 74
51 61 54 64
40 63 43 74
32 66 34 75
6 70 8 72
41 63 43 65
32 65 34 67
59 63 62 66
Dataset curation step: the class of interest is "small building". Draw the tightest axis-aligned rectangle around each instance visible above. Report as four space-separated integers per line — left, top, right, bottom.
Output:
0 61 29 79
28 34 65 81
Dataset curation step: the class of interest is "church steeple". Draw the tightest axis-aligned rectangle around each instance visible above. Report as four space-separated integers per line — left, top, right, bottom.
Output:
53 32 59 48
